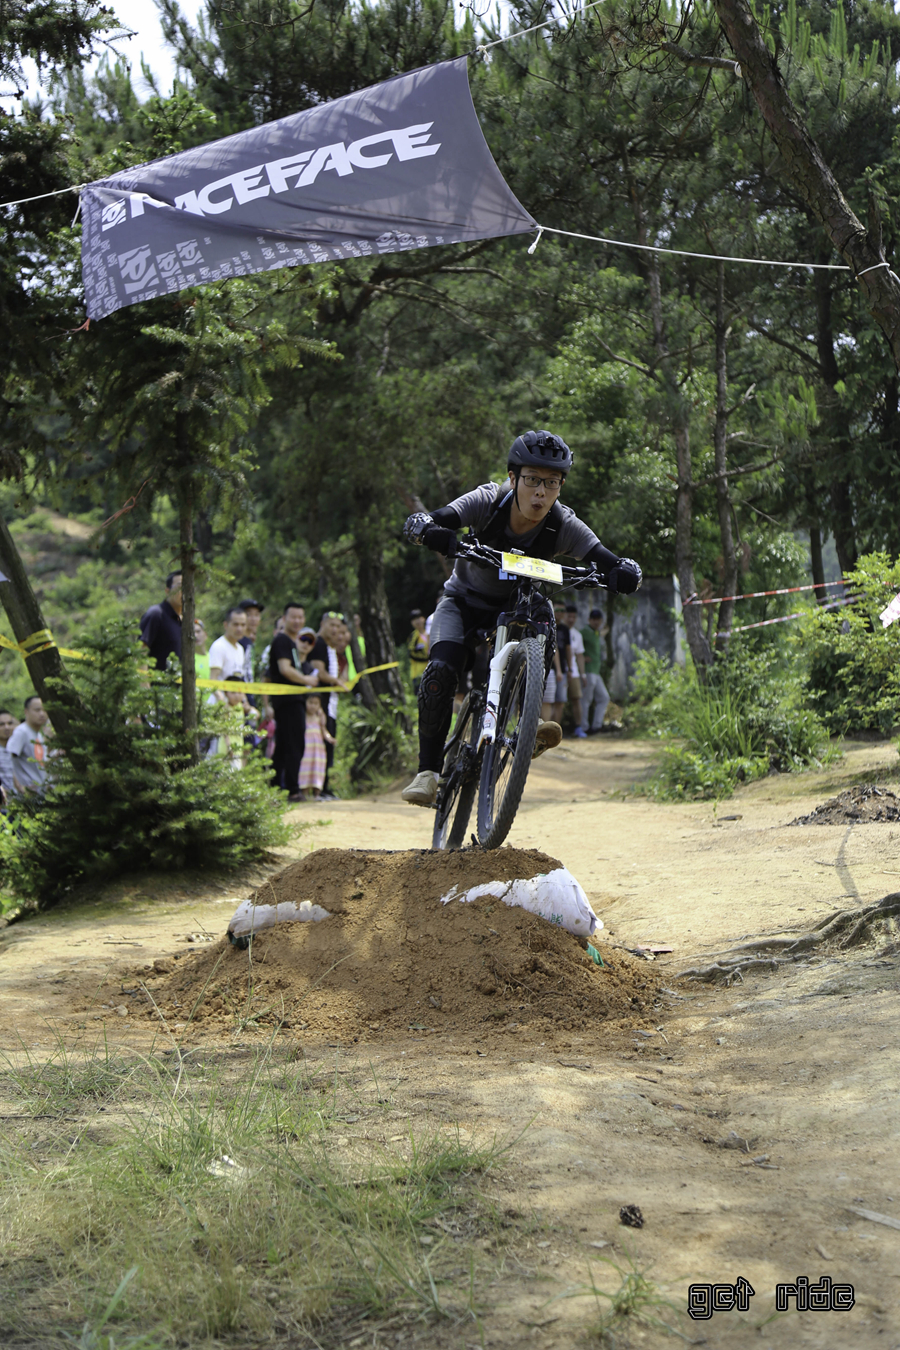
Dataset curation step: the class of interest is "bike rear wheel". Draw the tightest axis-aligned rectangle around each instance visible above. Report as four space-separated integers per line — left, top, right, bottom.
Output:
477 637 544 849
432 696 480 850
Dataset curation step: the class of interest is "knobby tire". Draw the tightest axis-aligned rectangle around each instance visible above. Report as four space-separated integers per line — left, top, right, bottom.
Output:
432 696 479 850
477 637 543 849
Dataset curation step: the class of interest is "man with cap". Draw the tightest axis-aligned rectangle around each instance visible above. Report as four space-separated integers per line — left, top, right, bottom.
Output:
400 428 641 805
580 607 611 735
237 598 264 683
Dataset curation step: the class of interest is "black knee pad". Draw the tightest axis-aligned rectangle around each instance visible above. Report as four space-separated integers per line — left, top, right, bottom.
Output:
417 659 459 740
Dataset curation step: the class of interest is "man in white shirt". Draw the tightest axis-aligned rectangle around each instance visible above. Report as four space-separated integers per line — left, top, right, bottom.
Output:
563 604 587 739
7 696 50 794
208 608 247 702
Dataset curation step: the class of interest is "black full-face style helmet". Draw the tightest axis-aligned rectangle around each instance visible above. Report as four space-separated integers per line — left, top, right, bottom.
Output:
507 430 574 476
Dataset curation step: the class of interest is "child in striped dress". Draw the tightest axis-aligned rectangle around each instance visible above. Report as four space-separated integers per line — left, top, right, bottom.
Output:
297 694 336 799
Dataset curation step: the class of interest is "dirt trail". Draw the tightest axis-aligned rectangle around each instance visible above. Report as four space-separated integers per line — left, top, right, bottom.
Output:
2 736 900 1348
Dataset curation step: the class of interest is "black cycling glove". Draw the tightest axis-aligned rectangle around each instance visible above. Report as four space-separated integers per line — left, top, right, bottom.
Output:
403 511 458 557
607 558 643 595
422 526 458 557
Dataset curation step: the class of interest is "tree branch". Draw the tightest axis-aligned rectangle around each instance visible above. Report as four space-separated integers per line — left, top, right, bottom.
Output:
694 453 783 486
751 325 823 374
714 0 900 370
657 41 741 75
594 336 655 378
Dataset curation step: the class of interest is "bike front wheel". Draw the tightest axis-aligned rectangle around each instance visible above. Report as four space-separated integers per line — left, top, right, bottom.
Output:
477 637 544 849
432 697 480 850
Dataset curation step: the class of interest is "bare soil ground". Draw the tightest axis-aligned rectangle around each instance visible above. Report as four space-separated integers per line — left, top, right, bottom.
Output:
2 736 900 1349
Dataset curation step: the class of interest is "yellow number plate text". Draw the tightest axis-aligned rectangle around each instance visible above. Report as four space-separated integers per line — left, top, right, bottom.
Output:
501 552 563 584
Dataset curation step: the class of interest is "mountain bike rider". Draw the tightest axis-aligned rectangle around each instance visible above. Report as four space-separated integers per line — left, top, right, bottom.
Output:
401 430 642 806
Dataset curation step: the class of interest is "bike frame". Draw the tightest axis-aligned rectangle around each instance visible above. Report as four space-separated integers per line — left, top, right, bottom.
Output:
446 540 604 753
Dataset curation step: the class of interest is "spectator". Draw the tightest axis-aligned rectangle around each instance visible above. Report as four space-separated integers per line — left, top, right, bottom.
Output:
0 708 18 805
7 696 49 795
139 572 183 670
407 609 429 693
309 613 349 799
237 597 264 682
331 619 354 683
194 619 210 681
541 640 564 723
205 675 252 768
297 693 336 800
259 709 276 760
259 614 287 685
269 604 318 800
563 602 587 738
352 612 367 659
544 602 570 724
580 607 611 735
208 608 247 701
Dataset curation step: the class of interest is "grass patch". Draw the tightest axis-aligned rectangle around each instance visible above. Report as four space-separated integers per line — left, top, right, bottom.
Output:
0 1037 512 1347
562 1250 688 1345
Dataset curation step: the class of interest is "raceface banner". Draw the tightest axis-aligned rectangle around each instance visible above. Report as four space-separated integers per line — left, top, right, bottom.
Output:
81 57 536 320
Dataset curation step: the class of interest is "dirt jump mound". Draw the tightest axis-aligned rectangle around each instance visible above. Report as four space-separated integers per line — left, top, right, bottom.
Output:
790 783 900 826
146 847 664 1046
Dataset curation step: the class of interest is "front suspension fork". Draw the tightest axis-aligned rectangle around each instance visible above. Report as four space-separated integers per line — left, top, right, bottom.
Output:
478 628 546 750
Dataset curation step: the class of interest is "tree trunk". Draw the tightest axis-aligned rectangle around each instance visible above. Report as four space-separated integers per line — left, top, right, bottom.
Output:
713 0 900 370
813 269 857 576
339 587 377 711
195 507 214 563
355 544 405 703
647 258 712 670
809 524 826 603
672 422 713 670
625 153 712 670
830 479 857 579
713 263 739 651
175 458 198 753
0 513 75 731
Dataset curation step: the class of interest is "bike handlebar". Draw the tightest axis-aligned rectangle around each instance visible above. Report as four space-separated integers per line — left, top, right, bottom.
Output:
455 536 606 591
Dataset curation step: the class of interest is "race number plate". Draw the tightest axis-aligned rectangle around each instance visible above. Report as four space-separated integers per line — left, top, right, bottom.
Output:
500 552 564 584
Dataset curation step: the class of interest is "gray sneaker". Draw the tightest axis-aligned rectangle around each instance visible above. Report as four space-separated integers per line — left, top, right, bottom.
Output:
532 720 562 759
402 770 439 806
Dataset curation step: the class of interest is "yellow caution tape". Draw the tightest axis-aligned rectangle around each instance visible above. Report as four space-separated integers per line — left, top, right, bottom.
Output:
195 661 399 696
0 628 57 657
0 629 399 696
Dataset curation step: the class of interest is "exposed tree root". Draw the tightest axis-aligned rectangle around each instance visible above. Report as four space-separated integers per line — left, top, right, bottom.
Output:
678 893 900 984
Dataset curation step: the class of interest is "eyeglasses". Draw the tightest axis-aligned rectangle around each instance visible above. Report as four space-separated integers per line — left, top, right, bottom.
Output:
520 473 562 492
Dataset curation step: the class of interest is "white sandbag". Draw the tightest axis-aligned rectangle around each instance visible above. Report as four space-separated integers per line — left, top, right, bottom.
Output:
227 897 332 942
439 867 601 937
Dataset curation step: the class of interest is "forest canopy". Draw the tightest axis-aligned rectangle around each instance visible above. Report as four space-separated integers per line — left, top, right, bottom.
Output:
2 0 900 680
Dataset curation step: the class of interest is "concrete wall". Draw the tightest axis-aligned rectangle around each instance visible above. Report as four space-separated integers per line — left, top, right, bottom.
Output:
563 576 684 702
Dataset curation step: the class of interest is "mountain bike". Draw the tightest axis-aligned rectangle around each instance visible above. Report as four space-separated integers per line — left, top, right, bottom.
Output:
432 537 603 851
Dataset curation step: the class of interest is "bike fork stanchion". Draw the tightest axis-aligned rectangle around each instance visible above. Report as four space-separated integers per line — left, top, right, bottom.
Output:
478 626 514 750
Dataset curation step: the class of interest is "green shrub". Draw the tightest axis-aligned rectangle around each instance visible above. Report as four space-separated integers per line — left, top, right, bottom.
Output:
342 695 417 788
623 649 682 735
1 624 289 906
802 552 900 735
630 642 830 800
649 746 766 800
